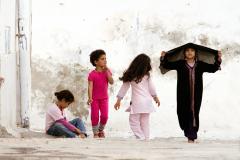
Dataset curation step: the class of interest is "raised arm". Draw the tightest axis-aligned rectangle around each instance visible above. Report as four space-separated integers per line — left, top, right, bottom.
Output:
103 66 114 85
160 51 180 70
200 51 222 73
106 69 114 85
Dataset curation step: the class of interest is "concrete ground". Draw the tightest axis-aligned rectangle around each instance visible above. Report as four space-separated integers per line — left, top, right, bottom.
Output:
0 136 239 160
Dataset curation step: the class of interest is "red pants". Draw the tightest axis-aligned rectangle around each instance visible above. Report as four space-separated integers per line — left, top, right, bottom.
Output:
91 99 109 131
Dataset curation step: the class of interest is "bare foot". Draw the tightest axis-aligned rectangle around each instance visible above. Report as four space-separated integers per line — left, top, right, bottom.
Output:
93 133 99 138
188 139 195 143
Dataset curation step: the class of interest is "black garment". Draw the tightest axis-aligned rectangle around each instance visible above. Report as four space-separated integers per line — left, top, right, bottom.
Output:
159 43 219 74
184 120 198 140
160 57 221 139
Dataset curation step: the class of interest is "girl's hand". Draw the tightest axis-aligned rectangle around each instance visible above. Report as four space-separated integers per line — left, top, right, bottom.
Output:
218 51 222 62
75 128 86 138
161 51 166 57
114 100 121 110
102 65 109 72
103 66 111 76
87 99 93 105
79 133 86 139
75 128 81 134
0 77 4 86
153 97 160 107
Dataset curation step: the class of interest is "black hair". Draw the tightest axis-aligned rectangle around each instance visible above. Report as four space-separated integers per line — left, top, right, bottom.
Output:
90 49 106 66
119 53 152 83
54 90 74 103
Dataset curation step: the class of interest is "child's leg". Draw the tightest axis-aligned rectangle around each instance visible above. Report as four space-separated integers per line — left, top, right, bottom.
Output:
69 118 87 136
98 99 109 131
47 123 77 138
184 121 198 141
129 113 145 140
140 113 150 140
91 100 100 134
184 127 197 141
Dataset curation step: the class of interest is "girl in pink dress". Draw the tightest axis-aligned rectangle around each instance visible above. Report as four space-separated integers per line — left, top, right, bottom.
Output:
114 54 160 140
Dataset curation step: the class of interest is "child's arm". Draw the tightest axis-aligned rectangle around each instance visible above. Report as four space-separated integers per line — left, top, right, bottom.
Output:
148 77 160 107
160 51 179 70
114 99 121 110
56 119 78 132
0 76 4 86
200 51 222 73
117 82 130 100
56 119 85 137
104 66 114 85
114 82 130 110
106 70 114 85
153 97 160 107
87 81 93 105
148 77 157 97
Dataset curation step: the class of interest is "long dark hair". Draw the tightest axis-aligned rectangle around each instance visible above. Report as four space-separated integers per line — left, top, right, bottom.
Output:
119 54 152 83
54 90 74 103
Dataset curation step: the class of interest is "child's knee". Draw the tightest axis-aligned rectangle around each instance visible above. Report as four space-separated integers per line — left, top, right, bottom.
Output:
74 118 82 123
54 123 65 130
91 114 99 120
91 116 99 126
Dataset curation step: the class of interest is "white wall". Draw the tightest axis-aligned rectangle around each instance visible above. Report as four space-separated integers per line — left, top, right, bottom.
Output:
31 0 240 139
0 0 20 129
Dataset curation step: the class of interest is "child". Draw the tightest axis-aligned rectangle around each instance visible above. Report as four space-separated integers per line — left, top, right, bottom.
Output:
114 54 160 140
87 49 114 138
46 90 87 138
160 46 222 143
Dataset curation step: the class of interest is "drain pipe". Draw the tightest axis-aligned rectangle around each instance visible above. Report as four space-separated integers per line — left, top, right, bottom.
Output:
16 0 32 128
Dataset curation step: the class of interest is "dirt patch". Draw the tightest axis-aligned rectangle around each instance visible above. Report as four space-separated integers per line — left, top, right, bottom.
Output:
0 126 14 138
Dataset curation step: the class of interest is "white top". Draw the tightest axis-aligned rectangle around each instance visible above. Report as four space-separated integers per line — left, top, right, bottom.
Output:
45 103 66 131
117 75 157 114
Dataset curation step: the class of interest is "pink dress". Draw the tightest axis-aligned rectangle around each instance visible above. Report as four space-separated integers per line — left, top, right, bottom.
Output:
117 75 157 114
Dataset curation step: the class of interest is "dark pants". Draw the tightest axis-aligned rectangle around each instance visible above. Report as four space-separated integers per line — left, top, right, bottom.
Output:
47 118 87 138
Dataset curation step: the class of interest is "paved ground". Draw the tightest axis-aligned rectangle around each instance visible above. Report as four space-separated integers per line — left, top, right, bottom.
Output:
0 137 239 160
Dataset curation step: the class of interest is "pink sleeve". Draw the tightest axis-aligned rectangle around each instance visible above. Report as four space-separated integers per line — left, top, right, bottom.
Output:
148 77 157 97
88 72 94 81
48 107 64 121
56 119 77 132
117 82 130 100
